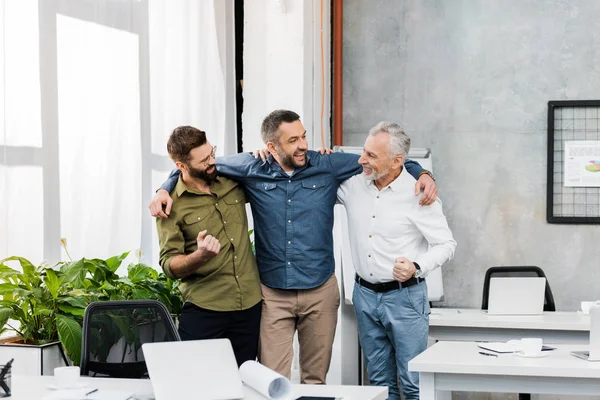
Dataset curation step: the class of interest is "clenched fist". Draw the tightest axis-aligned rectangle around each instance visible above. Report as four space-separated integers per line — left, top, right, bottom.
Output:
196 230 221 261
392 257 416 282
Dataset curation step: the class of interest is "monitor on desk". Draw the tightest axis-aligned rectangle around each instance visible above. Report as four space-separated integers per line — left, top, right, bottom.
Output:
487 277 546 315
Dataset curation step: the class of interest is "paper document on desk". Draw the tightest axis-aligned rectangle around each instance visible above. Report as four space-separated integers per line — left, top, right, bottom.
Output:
42 388 134 400
240 361 292 400
477 342 519 353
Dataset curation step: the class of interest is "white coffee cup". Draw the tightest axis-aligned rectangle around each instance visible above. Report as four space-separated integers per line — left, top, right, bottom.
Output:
54 366 80 388
520 338 543 356
581 301 595 314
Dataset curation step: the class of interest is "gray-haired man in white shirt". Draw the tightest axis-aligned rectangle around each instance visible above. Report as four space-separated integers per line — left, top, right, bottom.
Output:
336 122 456 400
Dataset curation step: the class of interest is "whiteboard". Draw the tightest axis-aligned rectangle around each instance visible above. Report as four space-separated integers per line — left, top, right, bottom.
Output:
332 147 444 303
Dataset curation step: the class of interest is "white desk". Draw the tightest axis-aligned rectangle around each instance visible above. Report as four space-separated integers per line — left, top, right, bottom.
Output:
409 341 600 400
429 308 590 344
12 375 388 400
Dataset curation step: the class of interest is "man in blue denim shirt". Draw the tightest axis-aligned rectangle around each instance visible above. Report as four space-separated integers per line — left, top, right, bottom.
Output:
149 110 437 383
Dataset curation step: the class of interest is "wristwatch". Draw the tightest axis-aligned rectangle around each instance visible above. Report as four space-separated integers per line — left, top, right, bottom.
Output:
418 170 435 181
413 262 423 278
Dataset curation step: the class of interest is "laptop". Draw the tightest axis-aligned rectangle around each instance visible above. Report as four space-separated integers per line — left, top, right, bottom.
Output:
486 277 546 315
571 308 600 361
142 339 244 400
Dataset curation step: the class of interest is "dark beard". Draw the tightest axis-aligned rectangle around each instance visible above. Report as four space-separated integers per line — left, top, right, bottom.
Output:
277 149 306 170
188 164 217 184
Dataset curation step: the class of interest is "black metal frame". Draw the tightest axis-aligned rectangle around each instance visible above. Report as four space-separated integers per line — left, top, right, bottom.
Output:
79 300 180 379
481 266 556 312
547 100 600 224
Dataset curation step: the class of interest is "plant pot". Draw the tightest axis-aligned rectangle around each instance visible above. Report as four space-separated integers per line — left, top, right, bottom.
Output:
0 337 70 376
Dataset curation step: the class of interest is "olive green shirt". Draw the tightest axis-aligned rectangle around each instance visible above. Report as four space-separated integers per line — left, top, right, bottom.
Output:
156 175 261 311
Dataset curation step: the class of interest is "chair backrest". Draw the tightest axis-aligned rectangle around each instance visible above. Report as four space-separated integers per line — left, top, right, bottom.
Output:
481 266 556 312
80 300 180 379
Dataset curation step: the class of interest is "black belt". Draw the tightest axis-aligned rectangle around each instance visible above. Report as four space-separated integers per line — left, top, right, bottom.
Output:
355 274 424 293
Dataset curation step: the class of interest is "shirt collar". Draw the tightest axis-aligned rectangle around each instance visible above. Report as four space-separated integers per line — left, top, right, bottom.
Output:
366 166 406 192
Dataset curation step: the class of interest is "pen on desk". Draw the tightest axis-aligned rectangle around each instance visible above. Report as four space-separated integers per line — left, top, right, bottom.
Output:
85 388 99 396
479 351 498 357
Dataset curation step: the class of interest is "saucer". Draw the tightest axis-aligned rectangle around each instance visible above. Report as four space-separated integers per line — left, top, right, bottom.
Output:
47 382 88 390
514 351 549 358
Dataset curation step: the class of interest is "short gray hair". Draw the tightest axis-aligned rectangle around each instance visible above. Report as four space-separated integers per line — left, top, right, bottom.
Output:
368 121 411 158
260 110 301 144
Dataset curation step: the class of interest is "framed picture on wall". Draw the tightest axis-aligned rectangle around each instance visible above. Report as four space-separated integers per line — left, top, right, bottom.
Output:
547 100 600 223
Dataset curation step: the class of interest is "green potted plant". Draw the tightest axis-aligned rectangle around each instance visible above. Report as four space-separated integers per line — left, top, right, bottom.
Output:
0 240 181 375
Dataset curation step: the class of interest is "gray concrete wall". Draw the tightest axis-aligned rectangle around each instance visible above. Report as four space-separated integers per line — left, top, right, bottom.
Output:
343 0 600 311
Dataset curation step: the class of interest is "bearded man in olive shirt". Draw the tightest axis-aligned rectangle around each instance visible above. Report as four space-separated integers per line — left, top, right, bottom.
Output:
156 126 262 366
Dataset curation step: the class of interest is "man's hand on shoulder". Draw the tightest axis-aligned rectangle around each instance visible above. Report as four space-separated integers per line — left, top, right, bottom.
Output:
149 189 173 219
252 148 270 162
415 173 437 206
315 147 334 155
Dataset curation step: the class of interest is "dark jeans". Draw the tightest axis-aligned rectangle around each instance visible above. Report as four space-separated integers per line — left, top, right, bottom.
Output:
178 301 262 366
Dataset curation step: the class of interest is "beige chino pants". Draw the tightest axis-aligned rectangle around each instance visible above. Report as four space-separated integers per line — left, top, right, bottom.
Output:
259 274 340 384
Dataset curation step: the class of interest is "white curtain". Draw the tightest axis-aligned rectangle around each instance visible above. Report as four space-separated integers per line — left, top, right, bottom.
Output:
0 0 234 270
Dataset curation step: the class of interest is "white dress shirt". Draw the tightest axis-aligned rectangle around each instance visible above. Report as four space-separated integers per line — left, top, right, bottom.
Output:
337 168 456 284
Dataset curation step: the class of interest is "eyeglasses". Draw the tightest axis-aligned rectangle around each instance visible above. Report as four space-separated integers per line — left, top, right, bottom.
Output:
199 146 217 166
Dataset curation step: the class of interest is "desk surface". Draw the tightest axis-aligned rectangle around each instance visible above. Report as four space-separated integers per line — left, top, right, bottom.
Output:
409 341 600 378
430 308 590 331
13 375 388 400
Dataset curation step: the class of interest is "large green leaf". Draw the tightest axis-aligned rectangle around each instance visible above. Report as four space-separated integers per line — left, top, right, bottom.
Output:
0 256 36 276
60 259 86 287
105 252 129 273
58 296 89 309
44 269 61 299
127 263 157 282
0 283 21 293
0 307 12 330
56 314 82 366
57 304 86 317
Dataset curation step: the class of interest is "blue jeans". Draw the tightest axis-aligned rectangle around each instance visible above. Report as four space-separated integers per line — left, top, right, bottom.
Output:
353 281 430 400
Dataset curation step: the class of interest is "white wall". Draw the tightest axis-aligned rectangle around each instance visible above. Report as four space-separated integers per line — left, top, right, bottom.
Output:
243 0 330 151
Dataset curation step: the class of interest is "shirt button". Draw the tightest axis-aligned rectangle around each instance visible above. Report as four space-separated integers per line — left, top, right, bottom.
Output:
288 180 291 183
197 217 201 220
288 262 291 265
368 254 371 257
372 215 375 218
312 185 316 188
224 221 227 224
369 235 372 238
376 196 380 199
231 238 234 241
288 241 291 244
370 273 373 277
234 255 237 259
288 199 291 203
235 200 239 203
236 275 239 279
288 220 291 223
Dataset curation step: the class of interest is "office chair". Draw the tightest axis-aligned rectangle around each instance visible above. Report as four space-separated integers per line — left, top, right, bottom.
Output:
80 300 180 379
481 266 556 400
481 266 556 311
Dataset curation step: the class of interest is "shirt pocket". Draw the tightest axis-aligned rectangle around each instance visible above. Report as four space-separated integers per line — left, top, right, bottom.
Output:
301 179 327 205
256 182 277 191
222 191 246 222
181 210 215 245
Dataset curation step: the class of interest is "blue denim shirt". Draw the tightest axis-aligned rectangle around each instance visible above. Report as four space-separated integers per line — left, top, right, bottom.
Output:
161 151 425 289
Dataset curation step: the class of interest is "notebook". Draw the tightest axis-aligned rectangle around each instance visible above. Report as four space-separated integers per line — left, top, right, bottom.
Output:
487 277 546 315
142 339 244 400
